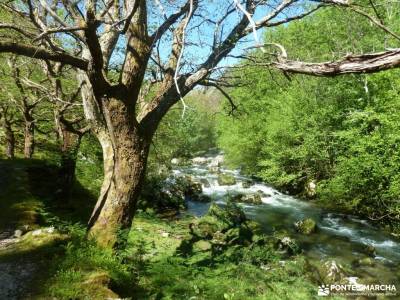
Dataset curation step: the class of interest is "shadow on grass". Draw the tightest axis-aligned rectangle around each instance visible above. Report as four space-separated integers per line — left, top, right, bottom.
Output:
0 158 134 299
24 160 97 225
0 158 98 229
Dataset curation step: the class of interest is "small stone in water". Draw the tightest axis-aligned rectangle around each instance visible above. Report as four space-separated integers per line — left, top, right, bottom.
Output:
363 245 376 257
13 230 23 238
32 229 42 236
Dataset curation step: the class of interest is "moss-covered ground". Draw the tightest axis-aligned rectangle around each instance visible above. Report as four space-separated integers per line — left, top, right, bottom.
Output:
0 159 332 299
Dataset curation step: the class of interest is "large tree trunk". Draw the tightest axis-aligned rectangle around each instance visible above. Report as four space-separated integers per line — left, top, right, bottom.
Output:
87 125 151 248
23 120 34 158
78 65 153 247
4 121 15 159
79 68 153 248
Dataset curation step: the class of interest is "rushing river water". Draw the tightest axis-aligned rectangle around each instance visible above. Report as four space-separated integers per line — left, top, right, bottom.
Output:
172 153 400 285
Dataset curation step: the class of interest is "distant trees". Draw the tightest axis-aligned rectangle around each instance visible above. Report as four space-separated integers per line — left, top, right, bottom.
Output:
5 56 46 158
0 55 88 198
0 104 18 159
217 7 400 230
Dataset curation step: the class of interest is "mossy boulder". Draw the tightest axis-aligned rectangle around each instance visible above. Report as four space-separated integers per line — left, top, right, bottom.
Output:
257 190 271 197
82 271 120 299
246 220 263 235
208 166 220 173
224 226 253 246
139 175 187 212
179 203 258 255
200 178 211 188
241 194 262 205
186 181 203 195
176 176 208 200
314 260 349 284
305 180 317 198
193 215 230 239
192 157 208 165
217 174 236 186
354 257 375 267
207 203 246 227
242 180 253 188
193 240 212 251
362 244 376 257
294 218 317 235
275 236 301 255
177 203 283 269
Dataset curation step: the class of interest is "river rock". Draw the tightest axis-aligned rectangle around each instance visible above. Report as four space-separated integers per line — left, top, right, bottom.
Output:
231 193 262 205
192 157 208 165
13 230 23 238
362 244 376 257
276 236 301 255
178 203 270 259
257 190 271 197
208 166 220 173
217 174 236 186
316 260 348 283
200 178 211 188
190 203 248 240
305 180 317 198
294 218 316 235
242 180 254 188
186 181 202 195
354 257 375 267
171 158 181 165
191 203 251 243
209 159 219 168
209 155 224 167
194 240 212 251
208 203 247 226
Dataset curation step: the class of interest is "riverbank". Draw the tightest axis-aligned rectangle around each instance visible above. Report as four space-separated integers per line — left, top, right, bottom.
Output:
170 153 400 290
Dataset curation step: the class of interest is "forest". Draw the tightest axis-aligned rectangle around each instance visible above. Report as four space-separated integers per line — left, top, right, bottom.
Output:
0 0 399 299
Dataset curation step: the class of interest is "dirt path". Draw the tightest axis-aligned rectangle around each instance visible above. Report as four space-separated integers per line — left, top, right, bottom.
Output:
0 234 38 300
0 162 38 299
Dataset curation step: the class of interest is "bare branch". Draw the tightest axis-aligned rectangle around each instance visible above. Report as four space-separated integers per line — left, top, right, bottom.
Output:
200 81 238 116
150 0 194 44
275 48 400 76
174 0 195 117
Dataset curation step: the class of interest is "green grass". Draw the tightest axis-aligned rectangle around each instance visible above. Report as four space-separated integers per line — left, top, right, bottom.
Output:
125 214 320 300
0 159 44 231
0 158 331 300
34 213 322 300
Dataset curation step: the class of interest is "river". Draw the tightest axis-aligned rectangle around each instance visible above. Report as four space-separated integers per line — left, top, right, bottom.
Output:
171 152 400 286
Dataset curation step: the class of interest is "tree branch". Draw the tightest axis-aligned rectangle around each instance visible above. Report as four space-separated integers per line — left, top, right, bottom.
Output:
0 42 88 70
274 48 400 76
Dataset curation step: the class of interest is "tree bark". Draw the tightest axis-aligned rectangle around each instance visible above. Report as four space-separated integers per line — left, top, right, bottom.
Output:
4 121 15 159
23 120 34 158
57 127 82 200
87 107 152 248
